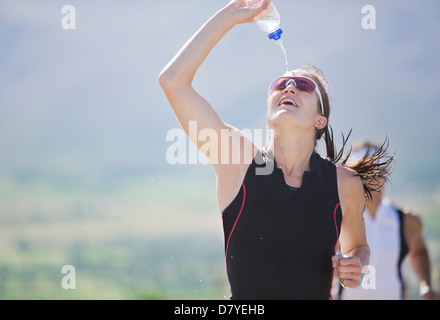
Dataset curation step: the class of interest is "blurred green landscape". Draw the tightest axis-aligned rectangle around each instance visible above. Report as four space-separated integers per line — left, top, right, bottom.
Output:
0 172 232 300
0 170 438 300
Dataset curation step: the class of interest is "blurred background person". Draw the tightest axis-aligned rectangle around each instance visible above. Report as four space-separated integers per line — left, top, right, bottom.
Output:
333 140 439 300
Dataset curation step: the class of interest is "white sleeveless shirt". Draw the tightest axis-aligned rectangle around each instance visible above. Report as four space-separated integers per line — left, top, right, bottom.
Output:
340 197 406 300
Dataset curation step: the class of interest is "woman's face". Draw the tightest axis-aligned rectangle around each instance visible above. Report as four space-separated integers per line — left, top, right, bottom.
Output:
266 71 327 133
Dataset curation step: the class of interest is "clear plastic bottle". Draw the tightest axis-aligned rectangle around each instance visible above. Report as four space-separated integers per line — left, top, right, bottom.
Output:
246 0 283 41
246 0 288 71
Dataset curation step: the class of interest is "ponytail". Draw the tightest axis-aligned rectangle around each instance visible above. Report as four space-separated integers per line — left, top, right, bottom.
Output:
323 129 394 200
341 138 394 200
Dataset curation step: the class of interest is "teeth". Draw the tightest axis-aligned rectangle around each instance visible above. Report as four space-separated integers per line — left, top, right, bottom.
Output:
280 98 297 107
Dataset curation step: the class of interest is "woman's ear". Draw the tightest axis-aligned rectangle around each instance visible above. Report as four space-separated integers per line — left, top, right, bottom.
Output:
315 116 327 130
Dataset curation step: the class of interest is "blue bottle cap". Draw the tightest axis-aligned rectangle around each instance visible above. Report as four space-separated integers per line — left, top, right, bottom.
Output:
268 28 283 41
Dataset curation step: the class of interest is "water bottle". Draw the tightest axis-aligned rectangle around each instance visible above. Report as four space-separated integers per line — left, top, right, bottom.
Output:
246 0 283 41
246 0 288 71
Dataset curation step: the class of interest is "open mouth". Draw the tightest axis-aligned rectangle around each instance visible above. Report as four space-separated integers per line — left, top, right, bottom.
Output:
279 98 298 107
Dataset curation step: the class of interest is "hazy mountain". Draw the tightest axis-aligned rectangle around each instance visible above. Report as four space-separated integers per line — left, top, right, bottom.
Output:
1 0 439 198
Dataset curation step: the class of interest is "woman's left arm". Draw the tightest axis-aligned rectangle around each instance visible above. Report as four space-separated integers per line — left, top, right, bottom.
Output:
332 165 370 288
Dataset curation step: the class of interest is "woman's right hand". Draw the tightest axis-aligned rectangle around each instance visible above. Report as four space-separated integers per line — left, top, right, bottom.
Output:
224 0 271 25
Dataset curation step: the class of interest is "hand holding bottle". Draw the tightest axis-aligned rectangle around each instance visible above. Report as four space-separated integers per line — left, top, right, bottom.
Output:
224 0 271 25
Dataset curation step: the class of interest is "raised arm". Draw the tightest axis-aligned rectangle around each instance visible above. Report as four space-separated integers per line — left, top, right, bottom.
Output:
158 1 269 150
158 1 270 211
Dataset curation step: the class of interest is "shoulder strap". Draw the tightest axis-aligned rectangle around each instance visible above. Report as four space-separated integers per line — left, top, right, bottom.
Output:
396 206 409 299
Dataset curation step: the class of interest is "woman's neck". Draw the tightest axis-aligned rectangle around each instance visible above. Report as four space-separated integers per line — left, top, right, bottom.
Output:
268 129 315 186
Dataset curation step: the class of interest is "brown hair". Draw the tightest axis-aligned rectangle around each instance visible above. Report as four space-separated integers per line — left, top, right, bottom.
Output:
341 139 394 200
293 65 394 200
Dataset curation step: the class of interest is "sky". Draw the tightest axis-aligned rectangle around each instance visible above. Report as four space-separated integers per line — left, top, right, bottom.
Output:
1 0 440 202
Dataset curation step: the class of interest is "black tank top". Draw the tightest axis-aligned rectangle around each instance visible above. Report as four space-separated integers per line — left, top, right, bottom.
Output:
222 149 342 300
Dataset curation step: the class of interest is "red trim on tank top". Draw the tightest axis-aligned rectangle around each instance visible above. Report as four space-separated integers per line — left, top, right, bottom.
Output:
225 182 246 257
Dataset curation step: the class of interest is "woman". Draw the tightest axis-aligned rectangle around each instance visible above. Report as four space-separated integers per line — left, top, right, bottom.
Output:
159 0 391 299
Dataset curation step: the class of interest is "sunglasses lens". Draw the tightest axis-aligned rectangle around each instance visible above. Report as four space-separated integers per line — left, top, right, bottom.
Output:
270 77 316 93
269 78 288 92
294 78 316 92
